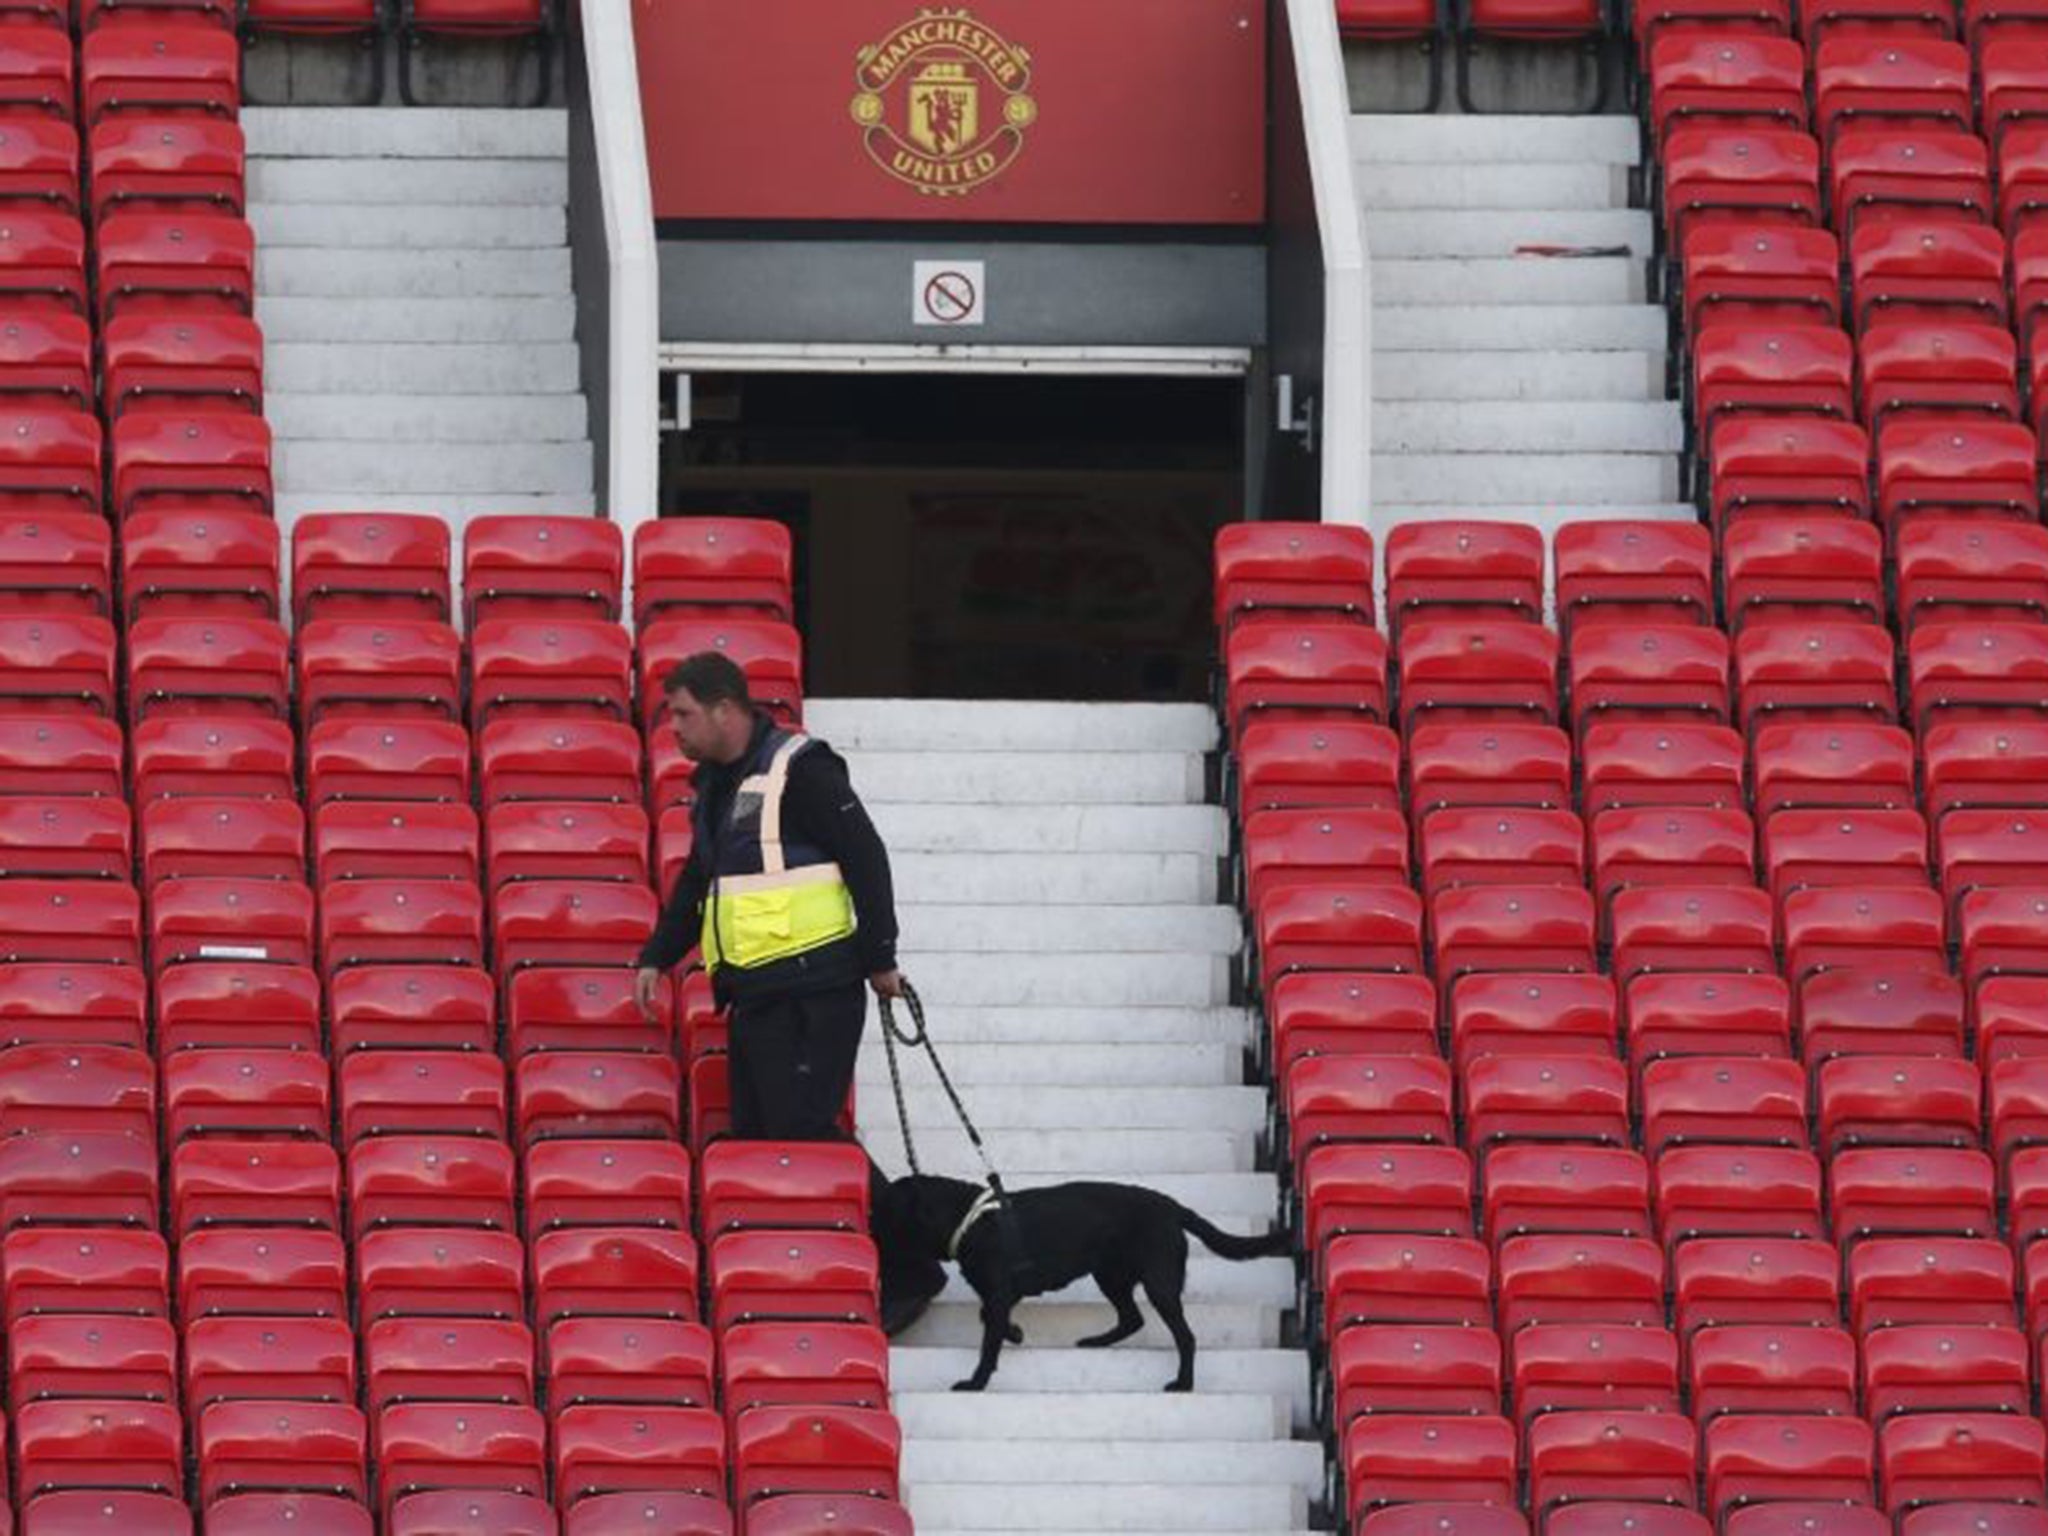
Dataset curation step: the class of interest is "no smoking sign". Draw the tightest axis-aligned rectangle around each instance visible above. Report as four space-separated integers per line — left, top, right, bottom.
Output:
913 259 986 327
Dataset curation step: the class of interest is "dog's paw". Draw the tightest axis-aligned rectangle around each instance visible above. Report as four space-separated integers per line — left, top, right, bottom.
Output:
951 1378 987 1393
1163 1378 1194 1394
1006 1323 1024 1344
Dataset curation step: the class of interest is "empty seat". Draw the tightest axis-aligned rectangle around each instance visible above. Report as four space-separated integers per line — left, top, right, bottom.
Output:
731 1402 900 1508
170 1138 338 1234
0 881 139 967
305 718 471 807
1817 1054 1981 1151
1672 1236 1842 1338
1482 1144 1652 1241
317 878 484 978
1428 884 1596 981
1863 1320 2028 1419
1568 622 1732 735
1590 805 1756 909
1829 126 1991 238
1581 722 1746 810
14 1399 182 1501
1878 418 2041 533
1255 884 1424 995
1449 973 1615 1071
1859 319 2020 428
562 1492 728 1536
1222 617 1389 739
0 716 123 799
506 967 669 1057
100 314 262 421
1896 519 2048 632
1702 1413 1876 1521
513 1051 679 1147
0 797 133 880
130 716 292 803
524 1139 691 1234
489 880 655 977
311 800 477 885
355 1228 524 1324
1526 1410 1698 1521
125 615 287 723
386 1491 557 1536
372 1403 547 1524
1511 1322 1680 1422
633 516 794 628
295 618 460 727
1496 1233 1665 1335
1797 966 1965 1061
1406 722 1574 812
182 1314 356 1408
1396 620 1559 733
1640 1056 1809 1157
0 513 108 616
1320 1234 1492 1335
1246 807 1408 907
162 1047 327 1141
290 512 451 626
707 1230 879 1330
548 1315 714 1410
1298 1143 1474 1255
1855 219 2008 332
176 1228 345 1319
1461 1054 1630 1151
1610 884 1776 983
94 212 252 323
338 1050 508 1145
1554 520 1714 635
531 1227 699 1330
108 408 270 521
1690 1323 1857 1419
120 510 279 623
1625 972 1793 1068
1752 721 1916 816
149 874 314 969
1829 1145 1998 1246
192 1400 366 1507
1736 621 1900 733
1384 521 1543 631
1233 719 1401 813
1880 1413 2048 1513
554 1403 724 1506
1721 515 1884 630
1766 808 1932 902
1683 221 1842 333
363 1315 536 1411
463 515 622 626
1343 1414 1518 1524
154 962 319 1054
470 618 633 730
1285 1055 1455 1164
0 1224 166 1324
1418 806 1584 895
1212 520 1374 632
1693 323 1855 448
698 1142 868 1237
346 1136 516 1238
1661 124 1823 246
0 212 87 319
141 795 302 884
1909 622 2048 732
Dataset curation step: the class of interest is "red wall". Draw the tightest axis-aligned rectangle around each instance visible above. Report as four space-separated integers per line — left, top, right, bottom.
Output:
637 0 1268 226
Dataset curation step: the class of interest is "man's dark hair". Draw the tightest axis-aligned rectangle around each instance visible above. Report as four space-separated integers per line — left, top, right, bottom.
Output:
665 650 753 707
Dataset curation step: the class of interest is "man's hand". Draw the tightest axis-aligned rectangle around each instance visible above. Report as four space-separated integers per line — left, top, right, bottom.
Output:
869 968 907 1001
633 966 665 1022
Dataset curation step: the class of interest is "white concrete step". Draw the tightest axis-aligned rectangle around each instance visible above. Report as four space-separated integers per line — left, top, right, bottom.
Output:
1351 112 1639 164
882 1084 1266 1133
257 247 572 298
276 440 591 497
904 1298 1282 1353
276 493 596 519
250 203 565 249
887 851 1216 907
807 700 1219 754
1364 207 1653 258
256 296 576 344
1374 450 1682 505
266 393 589 444
264 342 581 394
1356 161 1626 209
861 1125 1247 1175
907 1481 1305 1531
891 952 1230 1009
843 750 1205 806
1372 255 1644 305
243 106 567 159
1376 350 1663 402
905 1438 1323 1487
889 1347 1308 1409
1373 400 1684 453
870 804 1227 856
1375 303 1666 352
923 1257 1291 1305
897 904 1241 956
893 1391 1291 1442
858 1004 1251 1048
857 1040 1236 1087
247 156 567 205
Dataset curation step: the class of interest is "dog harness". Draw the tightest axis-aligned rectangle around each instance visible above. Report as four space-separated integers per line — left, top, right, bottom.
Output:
946 1185 1003 1261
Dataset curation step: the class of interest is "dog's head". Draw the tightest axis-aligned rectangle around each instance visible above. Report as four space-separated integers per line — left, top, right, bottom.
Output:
873 1172 984 1261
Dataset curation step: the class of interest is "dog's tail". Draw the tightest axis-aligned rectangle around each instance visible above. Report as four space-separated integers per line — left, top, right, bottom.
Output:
1178 1205 1290 1260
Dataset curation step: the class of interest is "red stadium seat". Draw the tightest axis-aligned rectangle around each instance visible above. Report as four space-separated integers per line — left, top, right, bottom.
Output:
1721 515 1883 630
183 1314 356 1408
479 718 642 808
0 513 108 617
1910 622 2048 733
1211 520 1374 632
1709 415 1871 528
1222 616 1389 739
363 1315 535 1411
1989 1055 2048 1162
1406 722 1574 812
524 1139 691 1234
1332 1323 1502 1421
129 716 291 802
1526 1410 1697 1520
1880 1413 2048 1513
1430 883 1596 981
1553 518 1715 635
1568 622 1732 735
1233 719 1401 813
1690 1323 1856 1418
0 1226 167 1325
1495 1233 1665 1332
1764 808 1932 901
94 212 252 322
639 615 803 730
1830 127 1990 238
1682 222 1841 333
1639 1055 1808 1156
1245 807 1408 908
1624 971 1793 1068
120 510 279 624
295 618 461 726
316 878 483 977
312 800 477 884
153 961 318 1053
506 967 669 1057
564 1492 727 1536
193 1401 366 1507
698 1141 868 1237
1752 721 1915 816
1860 319 2020 430
1254 883 1424 993
372 1403 547 1524
0 409 100 519
1343 1414 1517 1524
513 1050 679 1146
731 1403 899 1508
1611 884 1776 984
387 1491 557 1536
305 718 471 807
0 715 122 798
125 615 288 722
1396 619 1560 733
0 316 92 415
0 963 145 1052
170 1137 338 1234
1385 520 1544 632
1735 621 1900 734
140 795 301 884
355 1228 523 1323
1816 1054 1981 1151
0 212 87 318
632 516 793 628
345 1135 516 1238
1481 1144 1652 1240
1590 804 1756 910
149 874 313 969
1320 1234 1491 1333
0 880 139 967
531 1227 699 1329
1653 1144 1824 1246
553 1403 724 1506
1849 1237 2018 1331
1896 519 2048 633
1854 219 2008 332
1461 1053 1630 1150
1511 1323 1679 1421
1298 1142 1474 1254
14 1400 181 1500
8 1311 175 1408
547 1314 714 1410
1802 0 1958 43
79 22 238 123
1693 323 1855 449
463 515 622 627
1581 721 1746 810
1672 1236 1841 1338
484 801 649 890
1797 965 1964 1061
1703 1413 1875 1522
707 1230 879 1330
470 617 633 730
1284 1054 1454 1164
87 115 243 221
0 797 131 881
0 29 75 122
1829 1145 1998 1246
162 1047 327 1141
1956 886 2048 994
1417 806 1582 896
1902 1508 2048 1536
1661 124 1822 246
1355 1503 1528 1536
100 313 263 421
290 512 451 626
338 1050 508 1145
1878 418 2041 534
176 1228 345 1319
1977 976 2048 1062
1449 973 1616 1071
1647 34 1807 145
489 880 655 976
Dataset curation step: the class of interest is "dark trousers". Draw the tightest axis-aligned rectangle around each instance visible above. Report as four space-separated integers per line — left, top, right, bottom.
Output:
728 982 942 1300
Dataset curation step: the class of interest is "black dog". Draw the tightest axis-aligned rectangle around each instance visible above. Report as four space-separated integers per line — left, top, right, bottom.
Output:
878 1173 1289 1393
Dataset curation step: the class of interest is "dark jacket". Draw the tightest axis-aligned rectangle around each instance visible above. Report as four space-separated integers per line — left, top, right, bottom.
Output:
637 713 899 1003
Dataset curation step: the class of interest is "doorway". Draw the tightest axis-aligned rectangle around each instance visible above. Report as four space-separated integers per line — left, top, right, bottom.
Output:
659 371 1244 701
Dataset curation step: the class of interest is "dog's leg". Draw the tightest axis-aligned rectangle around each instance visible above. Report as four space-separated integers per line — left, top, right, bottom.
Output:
1076 1272 1145 1349
954 1297 1013 1392
1141 1257 1198 1392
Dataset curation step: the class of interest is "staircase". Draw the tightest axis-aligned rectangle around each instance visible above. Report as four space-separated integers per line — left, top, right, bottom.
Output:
806 699 1319 1536
1356 113 1689 547
243 106 596 539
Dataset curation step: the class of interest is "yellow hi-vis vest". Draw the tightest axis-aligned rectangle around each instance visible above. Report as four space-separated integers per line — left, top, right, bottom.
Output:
700 730 858 973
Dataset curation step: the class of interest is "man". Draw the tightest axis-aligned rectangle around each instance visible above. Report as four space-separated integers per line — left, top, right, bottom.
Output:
634 650 946 1333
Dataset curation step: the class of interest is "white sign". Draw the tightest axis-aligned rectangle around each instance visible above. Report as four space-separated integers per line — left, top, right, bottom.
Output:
914 260 986 327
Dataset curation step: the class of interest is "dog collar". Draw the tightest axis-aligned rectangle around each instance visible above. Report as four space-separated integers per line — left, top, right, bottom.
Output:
946 1187 1002 1262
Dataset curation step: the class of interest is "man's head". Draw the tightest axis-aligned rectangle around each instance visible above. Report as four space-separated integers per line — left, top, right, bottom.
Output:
663 651 757 765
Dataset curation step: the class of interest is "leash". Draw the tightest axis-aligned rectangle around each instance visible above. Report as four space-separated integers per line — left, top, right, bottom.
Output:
879 980 1029 1273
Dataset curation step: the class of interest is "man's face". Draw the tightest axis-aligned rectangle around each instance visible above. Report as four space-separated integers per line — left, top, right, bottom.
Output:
667 687 732 763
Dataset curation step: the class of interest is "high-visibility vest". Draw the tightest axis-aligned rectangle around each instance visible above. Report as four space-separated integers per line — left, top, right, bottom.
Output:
699 728 857 973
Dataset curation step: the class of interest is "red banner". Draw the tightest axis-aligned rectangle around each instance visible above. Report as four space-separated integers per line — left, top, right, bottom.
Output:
636 0 1268 226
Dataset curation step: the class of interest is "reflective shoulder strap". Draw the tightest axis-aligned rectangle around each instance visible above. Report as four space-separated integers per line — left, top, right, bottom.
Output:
755 732 810 876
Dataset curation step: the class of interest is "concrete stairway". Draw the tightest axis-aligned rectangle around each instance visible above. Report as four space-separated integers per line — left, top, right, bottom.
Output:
805 700 1318 1536
243 107 595 542
1355 113 1689 548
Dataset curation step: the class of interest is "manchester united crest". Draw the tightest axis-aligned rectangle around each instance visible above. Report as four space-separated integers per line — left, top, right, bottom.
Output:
850 8 1037 196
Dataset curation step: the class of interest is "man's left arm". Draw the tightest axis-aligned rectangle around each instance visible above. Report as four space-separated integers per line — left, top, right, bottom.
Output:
787 747 900 984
